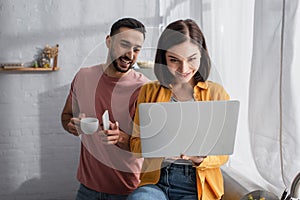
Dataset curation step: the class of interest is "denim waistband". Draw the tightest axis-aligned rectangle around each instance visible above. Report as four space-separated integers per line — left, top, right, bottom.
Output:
163 163 195 176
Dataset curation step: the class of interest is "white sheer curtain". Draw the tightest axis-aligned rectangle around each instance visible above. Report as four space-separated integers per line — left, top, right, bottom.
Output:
250 0 300 194
158 0 300 196
201 0 300 196
159 0 202 32
200 0 271 191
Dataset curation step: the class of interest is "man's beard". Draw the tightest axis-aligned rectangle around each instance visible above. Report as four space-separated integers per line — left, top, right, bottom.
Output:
110 51 133 73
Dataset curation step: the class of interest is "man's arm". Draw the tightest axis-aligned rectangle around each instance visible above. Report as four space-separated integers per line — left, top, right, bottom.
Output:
61 96 80 136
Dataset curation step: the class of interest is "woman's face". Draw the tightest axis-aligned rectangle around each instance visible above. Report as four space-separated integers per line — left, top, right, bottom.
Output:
165 41 201 84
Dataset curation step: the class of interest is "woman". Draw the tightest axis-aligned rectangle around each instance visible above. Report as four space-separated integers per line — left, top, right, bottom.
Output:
128 19 229 200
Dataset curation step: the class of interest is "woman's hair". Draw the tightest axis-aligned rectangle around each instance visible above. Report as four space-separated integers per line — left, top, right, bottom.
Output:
154 19 211 87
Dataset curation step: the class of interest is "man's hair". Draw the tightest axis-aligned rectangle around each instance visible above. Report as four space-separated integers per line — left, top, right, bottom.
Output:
110 18 146 39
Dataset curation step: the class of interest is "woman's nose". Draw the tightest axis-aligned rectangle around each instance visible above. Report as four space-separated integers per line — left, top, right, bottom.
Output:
179 60 190 72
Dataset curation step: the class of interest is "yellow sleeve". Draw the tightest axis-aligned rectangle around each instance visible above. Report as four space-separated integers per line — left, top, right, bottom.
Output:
130 84 148 156
197 155 229 169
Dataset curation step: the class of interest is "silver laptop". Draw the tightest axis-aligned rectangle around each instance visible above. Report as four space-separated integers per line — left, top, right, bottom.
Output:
138 100 240 158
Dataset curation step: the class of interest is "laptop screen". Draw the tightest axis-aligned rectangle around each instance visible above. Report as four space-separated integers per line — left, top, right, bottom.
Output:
138 100 240 158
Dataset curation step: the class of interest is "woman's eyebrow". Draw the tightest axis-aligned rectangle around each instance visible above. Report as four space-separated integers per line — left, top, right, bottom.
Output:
167 55 179 59
189 53 198 57
167 52 198 59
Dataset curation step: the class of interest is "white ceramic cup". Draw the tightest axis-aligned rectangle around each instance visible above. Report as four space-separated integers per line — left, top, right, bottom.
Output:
80 117 99 134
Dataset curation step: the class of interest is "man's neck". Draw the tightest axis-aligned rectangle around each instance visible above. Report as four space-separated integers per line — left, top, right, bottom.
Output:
103 63 131 78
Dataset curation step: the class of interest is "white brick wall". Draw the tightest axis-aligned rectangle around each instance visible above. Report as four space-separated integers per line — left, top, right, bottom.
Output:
0 0 161 199
0 70 81 200
0 82 80 200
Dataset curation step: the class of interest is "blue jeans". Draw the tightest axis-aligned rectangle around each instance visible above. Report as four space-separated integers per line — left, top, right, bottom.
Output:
75 184 128 200
127 163 197 200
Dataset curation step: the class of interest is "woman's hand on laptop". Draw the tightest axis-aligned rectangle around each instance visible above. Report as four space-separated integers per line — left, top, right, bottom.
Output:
180 154 207 166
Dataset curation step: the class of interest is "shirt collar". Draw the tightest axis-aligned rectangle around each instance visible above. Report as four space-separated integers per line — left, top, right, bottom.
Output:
195 81 208 89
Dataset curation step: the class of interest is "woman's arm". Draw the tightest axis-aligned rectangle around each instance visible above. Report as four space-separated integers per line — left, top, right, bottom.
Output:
130 84 148 155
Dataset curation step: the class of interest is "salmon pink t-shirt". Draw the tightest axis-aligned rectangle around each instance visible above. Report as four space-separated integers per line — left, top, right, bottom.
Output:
67 64 149 194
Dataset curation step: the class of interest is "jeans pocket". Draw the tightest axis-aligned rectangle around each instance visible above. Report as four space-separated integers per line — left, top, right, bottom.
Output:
188 173 196 184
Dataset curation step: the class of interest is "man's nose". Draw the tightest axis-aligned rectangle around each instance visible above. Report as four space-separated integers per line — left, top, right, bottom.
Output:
125 49 134 60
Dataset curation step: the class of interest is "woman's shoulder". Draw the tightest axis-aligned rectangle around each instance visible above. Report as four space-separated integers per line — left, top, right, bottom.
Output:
195 81 225 91
206 81 226 90
206 81 229 100
195 81 229 100
138 81 172 103
141 81 162 91
139 81 170 97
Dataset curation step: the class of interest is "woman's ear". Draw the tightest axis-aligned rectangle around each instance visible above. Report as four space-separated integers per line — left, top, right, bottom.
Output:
105 35 111 48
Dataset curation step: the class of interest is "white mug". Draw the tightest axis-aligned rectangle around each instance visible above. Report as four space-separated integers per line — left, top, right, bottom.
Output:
80 117 99 134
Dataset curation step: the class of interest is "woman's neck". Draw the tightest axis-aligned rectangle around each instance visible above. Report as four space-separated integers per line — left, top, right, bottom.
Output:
170 82 195 102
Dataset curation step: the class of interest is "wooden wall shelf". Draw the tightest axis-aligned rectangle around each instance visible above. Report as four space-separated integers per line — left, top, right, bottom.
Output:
0 44 60 73
0 67 61 72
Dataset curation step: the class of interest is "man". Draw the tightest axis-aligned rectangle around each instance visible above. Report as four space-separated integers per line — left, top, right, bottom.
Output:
61 18 149 200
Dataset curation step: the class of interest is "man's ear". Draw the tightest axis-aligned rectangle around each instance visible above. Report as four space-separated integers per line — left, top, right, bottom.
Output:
105 35 111 48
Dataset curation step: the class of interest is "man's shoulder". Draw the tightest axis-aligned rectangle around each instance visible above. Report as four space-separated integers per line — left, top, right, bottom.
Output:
77 64 101 75
130 69 151 84
73 65 103 82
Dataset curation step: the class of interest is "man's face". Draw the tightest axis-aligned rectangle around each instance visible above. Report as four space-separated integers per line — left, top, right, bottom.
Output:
107 27 144 73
